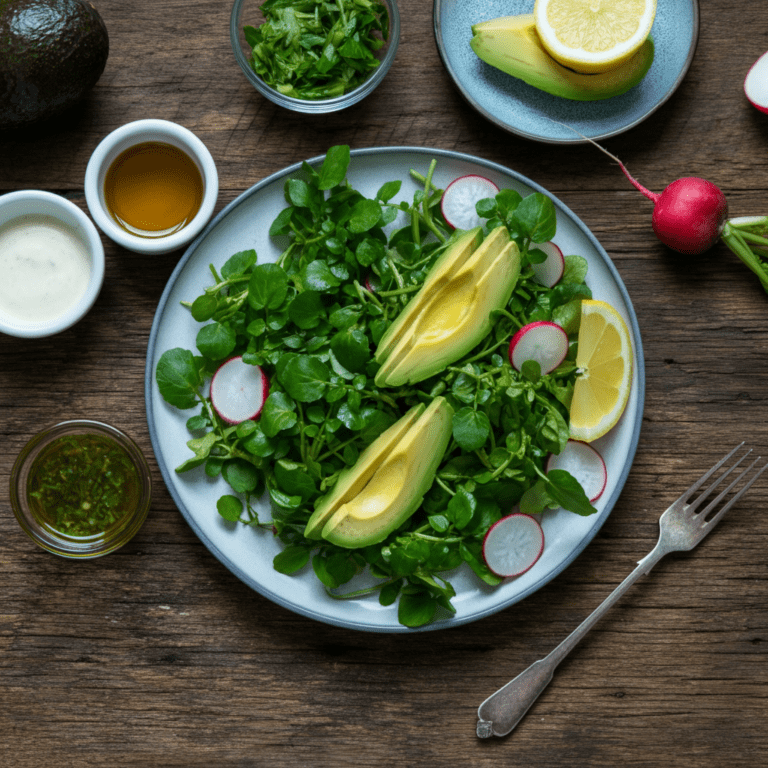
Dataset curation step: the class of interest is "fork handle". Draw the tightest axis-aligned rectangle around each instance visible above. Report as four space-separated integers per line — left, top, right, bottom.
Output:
477 543 667 738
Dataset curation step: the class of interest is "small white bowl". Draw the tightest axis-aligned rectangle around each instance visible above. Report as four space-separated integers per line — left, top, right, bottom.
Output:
84 119 219 255
0 190 105 338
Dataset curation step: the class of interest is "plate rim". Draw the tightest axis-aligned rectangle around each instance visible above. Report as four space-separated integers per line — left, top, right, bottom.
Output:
144 145 646 632
432 0 701 145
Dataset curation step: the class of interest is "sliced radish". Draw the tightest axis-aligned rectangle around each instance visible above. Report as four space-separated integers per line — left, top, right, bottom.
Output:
530 241 565 288
441 174 500 230
482 513 544 578
547 440 607 503
509 321 568 374
745 51 768 114
210 356 269 424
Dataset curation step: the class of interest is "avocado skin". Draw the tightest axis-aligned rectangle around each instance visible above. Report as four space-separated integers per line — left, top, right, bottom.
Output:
470 14 653 101
0 0 109 129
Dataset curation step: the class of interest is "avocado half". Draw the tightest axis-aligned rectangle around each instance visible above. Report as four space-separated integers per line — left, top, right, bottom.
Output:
470 14 654 102
0 0 109 129
375 226 521 388
315 396 454 549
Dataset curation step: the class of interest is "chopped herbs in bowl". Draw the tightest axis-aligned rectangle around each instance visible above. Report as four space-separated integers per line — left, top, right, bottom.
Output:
230 0 400 113
10 421 152 558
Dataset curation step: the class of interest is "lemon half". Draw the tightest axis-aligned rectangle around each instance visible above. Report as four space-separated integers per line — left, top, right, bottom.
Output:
534 0 657 74
569 299 633 442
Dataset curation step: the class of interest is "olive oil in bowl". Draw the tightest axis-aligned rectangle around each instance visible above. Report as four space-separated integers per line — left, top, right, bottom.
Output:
104 141 204 238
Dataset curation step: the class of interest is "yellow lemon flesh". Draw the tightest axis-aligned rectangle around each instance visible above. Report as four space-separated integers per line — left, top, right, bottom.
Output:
534 0 657 74
569 299 633 442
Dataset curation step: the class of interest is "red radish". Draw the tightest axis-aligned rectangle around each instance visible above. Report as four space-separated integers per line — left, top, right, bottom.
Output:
745 51 768 114
584 138 728 255
530 241 565 287
509 321 568 374
482 513 544 578
210 356 269 424
546 440 607 503
441 174 500 230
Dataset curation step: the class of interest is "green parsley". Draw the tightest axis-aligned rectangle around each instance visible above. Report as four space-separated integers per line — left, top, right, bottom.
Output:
244 0 390 100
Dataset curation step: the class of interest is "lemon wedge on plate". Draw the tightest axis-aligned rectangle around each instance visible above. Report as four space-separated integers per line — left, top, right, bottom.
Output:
569 299 633 442
534 0 657 74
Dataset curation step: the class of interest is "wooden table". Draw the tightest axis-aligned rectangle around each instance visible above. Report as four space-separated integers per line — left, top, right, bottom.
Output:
2 1 767 765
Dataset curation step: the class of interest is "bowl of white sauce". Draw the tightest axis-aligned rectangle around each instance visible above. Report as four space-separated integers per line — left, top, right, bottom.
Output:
0 190 105 338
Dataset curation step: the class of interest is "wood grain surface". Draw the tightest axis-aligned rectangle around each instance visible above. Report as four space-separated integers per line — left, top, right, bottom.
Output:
2 1 768 766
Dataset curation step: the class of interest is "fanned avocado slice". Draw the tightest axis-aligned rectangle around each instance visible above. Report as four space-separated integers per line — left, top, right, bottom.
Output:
375 226 520 387
375 227 482 364
303 403 425 539
470 14 654 102
321 397 454 548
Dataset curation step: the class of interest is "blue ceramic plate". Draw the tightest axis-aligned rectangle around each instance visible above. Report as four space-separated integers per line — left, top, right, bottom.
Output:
434 0 699 144
145 147 645 633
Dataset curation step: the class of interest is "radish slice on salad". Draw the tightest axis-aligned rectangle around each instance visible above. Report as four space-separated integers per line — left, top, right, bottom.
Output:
441 174 499 230
745 51 768 114
482 513 545 578
210 356 269 424
509 321 568 374
547 440 607 503
530 241 565 288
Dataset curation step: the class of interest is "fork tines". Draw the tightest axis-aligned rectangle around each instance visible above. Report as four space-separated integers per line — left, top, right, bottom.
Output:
683 442 768 525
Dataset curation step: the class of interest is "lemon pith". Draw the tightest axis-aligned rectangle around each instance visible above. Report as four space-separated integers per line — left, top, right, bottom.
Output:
534 0 657 74
569 299 632 442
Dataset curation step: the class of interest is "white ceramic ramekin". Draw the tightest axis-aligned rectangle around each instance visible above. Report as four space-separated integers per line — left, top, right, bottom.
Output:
0 190 105 338
84 119 218 255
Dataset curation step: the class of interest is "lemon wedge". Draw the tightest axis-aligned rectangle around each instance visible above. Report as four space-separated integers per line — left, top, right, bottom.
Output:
569 299 633 442
534 0 657 74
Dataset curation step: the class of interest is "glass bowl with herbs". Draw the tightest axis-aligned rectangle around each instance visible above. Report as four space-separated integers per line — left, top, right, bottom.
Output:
10 420 152 558
230 0 400 113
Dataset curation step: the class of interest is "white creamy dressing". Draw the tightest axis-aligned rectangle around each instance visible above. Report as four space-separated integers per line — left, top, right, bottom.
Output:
0 214 91 323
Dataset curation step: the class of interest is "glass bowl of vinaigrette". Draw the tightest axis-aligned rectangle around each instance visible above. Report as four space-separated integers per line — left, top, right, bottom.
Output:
0 190 105 338
10 420 152 558
84 119 219 255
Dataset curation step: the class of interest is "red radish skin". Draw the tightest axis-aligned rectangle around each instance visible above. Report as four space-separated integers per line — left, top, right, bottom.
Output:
210 356 269 425
441 174 500 231
745 51 768 114
482 513 545 578
531 241 565 287
509 321 568 375
546 440 607 503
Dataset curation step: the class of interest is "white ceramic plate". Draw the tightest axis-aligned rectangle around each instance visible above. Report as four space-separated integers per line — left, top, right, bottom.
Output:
434 0 699 144
145 147 645 633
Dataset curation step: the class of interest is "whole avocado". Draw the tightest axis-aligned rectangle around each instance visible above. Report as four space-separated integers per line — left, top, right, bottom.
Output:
0 0 109 129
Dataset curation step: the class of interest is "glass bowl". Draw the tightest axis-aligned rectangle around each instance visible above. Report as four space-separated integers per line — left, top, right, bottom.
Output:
10 420 152 558
230 0 400 114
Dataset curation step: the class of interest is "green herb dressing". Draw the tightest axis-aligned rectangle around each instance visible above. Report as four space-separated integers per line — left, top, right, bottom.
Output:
27 434 142 538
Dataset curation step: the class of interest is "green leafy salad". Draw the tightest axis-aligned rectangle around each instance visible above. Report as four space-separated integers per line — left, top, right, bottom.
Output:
244 0 390 100
155 145 597 628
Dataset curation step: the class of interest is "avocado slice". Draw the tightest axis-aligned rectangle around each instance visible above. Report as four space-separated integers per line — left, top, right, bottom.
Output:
0 0 109 130
470 14 654 102
321 396 454 548
304 403 425 539
375 226 520 387
375 226 482 364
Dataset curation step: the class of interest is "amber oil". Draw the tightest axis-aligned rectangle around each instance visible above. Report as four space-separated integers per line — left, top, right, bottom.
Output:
104 141 204 238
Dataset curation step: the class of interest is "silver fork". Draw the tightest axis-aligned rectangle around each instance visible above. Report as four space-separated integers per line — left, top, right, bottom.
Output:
476 443 767 739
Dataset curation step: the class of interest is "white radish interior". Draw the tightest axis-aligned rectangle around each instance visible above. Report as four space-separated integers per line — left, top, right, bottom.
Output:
530 241 565 288
509 321 568 374
482 513 545 578
745 51 768 113
440 174 499 230
210 356 269 424
547 440 607 503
